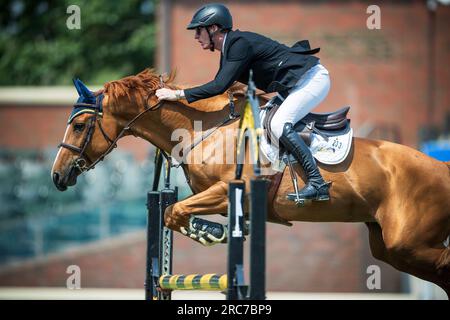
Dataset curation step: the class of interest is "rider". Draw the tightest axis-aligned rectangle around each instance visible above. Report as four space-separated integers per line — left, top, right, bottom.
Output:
156 3 331 202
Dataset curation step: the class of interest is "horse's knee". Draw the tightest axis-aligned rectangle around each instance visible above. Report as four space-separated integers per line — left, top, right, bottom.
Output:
163 204 175 229
164 203 189 230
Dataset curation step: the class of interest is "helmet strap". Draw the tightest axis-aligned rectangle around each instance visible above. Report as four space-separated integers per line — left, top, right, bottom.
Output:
206 27 219 52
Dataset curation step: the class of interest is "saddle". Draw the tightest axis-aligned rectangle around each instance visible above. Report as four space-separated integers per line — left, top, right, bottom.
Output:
262 96 351 148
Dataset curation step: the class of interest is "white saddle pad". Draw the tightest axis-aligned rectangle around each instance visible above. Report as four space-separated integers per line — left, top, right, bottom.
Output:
309 128 353 165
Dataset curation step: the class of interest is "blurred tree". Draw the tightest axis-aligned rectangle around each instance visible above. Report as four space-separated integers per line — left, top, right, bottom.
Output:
0 0 156 85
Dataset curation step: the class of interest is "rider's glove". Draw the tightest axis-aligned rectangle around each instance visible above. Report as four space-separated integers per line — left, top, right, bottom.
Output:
156 88 184 101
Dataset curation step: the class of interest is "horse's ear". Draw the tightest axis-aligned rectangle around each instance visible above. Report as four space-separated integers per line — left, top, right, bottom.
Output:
77 79 94 98
73 78 83 96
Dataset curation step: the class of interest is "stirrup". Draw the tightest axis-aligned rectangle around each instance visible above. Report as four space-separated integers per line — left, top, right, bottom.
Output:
286 184 330 206
286 187 330 203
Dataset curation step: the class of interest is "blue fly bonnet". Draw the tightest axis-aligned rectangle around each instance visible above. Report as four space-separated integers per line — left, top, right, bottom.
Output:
68 78 104 124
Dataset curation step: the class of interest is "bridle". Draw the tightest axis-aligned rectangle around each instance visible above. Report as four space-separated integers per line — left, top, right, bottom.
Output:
58 76 165 173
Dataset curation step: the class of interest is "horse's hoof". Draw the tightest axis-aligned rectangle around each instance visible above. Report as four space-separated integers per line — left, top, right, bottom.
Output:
190 217 227 240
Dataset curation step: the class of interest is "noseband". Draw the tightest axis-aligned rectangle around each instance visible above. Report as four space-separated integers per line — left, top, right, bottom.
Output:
58 75 165 173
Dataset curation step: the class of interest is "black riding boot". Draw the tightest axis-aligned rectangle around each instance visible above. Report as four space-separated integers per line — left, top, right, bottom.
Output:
279 122 330 202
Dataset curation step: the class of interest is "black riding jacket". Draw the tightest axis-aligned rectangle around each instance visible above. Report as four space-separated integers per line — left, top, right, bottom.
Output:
184 29 320 103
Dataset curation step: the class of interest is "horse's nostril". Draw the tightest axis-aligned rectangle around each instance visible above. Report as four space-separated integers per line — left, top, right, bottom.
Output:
52 171 67 191
53 172 60 185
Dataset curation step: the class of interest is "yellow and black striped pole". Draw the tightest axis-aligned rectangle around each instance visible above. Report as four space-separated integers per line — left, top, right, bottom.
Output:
159 274 227 291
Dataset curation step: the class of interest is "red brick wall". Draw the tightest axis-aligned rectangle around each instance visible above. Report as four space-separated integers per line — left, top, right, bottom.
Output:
0 105 69 150
435 5 450 126
0 105 150 161
0 225 401 292
0 233 149 288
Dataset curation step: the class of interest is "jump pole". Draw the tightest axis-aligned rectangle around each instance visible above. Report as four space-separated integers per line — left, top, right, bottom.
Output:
145 187 177 300
145 179 267 300
249 178 267 300
227 180 246 299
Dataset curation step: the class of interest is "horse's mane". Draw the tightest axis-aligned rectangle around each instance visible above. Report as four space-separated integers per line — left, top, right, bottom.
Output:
103 68 271 112
103 68 176 108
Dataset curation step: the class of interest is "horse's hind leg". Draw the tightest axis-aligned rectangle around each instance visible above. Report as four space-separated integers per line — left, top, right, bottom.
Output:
365 222 450 298
402 246 450 298
437 247 450 296
381 206 450 298
163 181 230 246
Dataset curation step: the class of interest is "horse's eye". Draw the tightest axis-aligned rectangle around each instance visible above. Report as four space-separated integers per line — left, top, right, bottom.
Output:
73 123 85 132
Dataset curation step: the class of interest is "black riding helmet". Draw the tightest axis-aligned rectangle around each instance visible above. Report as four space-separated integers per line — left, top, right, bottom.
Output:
187 3 233 52
187 3 233 31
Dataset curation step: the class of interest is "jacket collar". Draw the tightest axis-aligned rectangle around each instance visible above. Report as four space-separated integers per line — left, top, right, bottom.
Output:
221 32 228 53
222 29 239 59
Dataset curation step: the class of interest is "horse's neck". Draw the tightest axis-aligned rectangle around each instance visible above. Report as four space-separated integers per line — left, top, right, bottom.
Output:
131 100 232 158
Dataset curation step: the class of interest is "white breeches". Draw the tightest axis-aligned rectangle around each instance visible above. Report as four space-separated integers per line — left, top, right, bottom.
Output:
270 63 331 139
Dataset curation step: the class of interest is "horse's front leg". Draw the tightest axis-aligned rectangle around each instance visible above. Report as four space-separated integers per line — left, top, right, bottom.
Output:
164 181 230 246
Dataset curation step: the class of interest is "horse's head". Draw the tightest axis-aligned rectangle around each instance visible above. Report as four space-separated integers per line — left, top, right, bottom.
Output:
51 78 121 191
51 69 173 191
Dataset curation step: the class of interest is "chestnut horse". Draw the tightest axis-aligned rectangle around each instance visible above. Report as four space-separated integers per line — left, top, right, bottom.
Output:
51 69 450 297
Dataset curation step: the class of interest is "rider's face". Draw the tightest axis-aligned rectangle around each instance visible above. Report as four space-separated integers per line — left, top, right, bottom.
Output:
195 27 212 50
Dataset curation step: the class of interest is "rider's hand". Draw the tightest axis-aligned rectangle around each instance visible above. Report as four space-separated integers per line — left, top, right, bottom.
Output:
156 88 183 101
